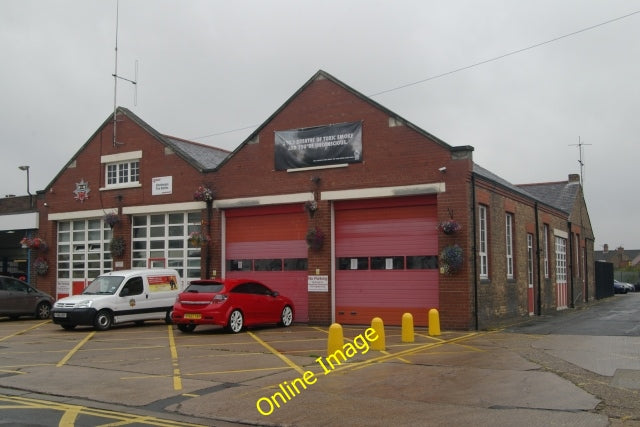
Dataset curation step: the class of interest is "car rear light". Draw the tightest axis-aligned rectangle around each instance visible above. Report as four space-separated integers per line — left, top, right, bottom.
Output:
213 294 228 303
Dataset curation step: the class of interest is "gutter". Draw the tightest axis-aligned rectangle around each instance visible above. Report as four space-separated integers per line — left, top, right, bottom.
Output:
471 173 479 330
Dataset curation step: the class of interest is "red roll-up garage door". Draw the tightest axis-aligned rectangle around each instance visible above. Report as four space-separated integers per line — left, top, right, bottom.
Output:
335 195 439 326
225 205 309 322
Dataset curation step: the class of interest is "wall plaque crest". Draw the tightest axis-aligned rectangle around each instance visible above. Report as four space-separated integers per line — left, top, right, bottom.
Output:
73 179 90 202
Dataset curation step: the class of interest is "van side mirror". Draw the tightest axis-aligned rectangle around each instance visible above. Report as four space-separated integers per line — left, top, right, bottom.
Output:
120 288 129 297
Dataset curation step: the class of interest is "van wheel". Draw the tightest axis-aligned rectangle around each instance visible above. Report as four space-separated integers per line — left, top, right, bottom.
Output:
177 324 196 333
165 310 173 324
227 310 243 333
279 305 293 327
94 310 113 331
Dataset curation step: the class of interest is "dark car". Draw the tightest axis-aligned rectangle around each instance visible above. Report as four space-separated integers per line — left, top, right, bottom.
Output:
171 278 294 333
0 275 54 319
614 280 629 294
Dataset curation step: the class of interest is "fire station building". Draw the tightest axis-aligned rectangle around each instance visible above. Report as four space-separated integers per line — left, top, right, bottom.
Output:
14 70 594 330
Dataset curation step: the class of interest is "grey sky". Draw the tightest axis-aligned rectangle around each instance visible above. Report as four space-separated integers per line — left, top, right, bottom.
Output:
1 1 638 250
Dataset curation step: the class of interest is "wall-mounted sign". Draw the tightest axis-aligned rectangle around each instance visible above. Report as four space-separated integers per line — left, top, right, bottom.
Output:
275 121 362 170
308 275 329 292
152 176 173 195
73 179 90 203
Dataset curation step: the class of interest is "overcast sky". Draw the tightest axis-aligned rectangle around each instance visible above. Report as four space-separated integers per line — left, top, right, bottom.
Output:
1 1 638 250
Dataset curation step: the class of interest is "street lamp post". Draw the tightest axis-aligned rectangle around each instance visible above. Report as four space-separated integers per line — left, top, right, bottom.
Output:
18 165 32 208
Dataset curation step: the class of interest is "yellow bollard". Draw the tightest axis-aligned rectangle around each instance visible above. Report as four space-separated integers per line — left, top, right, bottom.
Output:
370 317 385 350
327 323 344 356
428 308 441 336
401 312 414 343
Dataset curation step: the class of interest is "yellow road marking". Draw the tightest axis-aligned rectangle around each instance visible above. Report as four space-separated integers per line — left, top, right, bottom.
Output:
247 331 305 375
0 394 206 426
343 332 482 372
0 320 50 342
167 325 182 390
57 331 95 367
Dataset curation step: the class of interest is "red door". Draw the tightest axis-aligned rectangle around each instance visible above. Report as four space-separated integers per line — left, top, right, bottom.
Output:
225 205 309 322
335 196 439 326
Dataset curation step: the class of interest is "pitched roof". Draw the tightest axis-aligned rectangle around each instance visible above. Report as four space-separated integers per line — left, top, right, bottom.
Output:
41 107 229 192
517 180 581 214
216 69 474 170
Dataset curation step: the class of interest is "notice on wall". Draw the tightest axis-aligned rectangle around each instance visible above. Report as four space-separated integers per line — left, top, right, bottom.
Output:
152 176 173 195
308 275 329 292
275 121 362 170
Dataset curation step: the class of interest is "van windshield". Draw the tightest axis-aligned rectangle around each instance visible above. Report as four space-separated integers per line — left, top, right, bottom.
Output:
83 276 125 295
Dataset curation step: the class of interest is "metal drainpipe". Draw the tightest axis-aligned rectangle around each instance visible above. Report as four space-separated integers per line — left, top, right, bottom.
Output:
534 202 542 316
568 221 574 308
471 173 479 330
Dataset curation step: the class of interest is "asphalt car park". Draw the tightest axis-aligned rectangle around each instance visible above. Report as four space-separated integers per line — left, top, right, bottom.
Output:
0 300 638 426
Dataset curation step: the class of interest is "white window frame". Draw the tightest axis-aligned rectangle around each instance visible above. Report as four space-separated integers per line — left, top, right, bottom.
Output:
478 205 488 279
527 233 534 286
543 224 550 278
101 150 142 190
556 236 567 284
505 213 514 279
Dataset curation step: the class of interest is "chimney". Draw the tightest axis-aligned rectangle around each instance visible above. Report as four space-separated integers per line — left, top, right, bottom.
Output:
568 174 580 182
603 244 608 253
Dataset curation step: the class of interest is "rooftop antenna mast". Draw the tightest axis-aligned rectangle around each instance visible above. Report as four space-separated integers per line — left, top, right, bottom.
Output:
569 136 591 187
112 0 138 147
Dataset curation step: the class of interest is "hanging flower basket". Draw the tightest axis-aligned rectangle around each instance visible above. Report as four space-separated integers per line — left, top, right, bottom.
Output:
440 244 463 275
110 236 126 258
304 200 318 218
188 231 209 247
306 227 324 250
437 219 461 235
20 236 48 252
193 186 214 202
33 257 49 276
103 212 120 228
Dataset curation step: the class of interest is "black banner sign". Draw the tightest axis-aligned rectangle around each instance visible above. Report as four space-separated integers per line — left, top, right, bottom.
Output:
274 121 362 170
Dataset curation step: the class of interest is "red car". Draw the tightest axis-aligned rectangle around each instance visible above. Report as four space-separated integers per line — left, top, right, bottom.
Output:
171 278 294 333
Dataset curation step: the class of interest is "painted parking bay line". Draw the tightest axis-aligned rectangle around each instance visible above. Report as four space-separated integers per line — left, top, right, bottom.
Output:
0 320 51 343
248 331 305 375
57 331 95 367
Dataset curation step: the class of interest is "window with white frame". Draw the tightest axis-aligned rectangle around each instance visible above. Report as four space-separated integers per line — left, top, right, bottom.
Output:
505 213 514 279
57 218 112 281
527 233 534 286
131 211 202 279
556 236 567 284
478 205 488 278
106 160 139 187
543 224 550 278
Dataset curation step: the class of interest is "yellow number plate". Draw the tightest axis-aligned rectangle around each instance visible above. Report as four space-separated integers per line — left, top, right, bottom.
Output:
184 313 201 319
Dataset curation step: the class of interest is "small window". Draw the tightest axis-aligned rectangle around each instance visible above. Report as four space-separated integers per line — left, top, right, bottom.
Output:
254 259 283 271
284 258 308 271
337 257 368 270
406 255 438 270
227 259 251 271
106 160 140 187
371 256 404 270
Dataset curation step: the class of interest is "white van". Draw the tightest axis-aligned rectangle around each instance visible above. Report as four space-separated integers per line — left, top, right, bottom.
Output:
51 269 183 331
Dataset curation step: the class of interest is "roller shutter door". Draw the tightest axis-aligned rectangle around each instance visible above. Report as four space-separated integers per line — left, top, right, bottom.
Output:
225 205 309 322
335 196 438 326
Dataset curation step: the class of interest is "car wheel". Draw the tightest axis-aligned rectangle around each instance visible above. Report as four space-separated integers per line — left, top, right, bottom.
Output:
177 323 196 333
35 302 51 320
61 324 77 330
94 310 113 331
227 309 243 333
279 305 293 327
